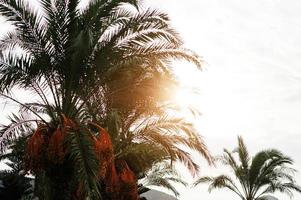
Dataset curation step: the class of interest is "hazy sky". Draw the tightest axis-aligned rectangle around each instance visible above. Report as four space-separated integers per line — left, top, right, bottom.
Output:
144 0 301 200
1 0 301 200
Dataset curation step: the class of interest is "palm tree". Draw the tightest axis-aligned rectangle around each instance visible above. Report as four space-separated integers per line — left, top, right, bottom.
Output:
194 136 301 200
0 0 208 199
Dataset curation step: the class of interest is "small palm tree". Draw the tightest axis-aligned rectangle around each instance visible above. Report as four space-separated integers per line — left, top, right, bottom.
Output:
0 137 34 200
0 171 33 200
194 136 301 200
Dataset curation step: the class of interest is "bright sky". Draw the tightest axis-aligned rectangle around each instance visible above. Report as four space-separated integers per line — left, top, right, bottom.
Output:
144 0 301 200
1 0 301 200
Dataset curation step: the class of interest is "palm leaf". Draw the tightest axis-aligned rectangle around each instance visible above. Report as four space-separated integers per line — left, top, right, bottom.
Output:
66 126 102 199
141 162 187 197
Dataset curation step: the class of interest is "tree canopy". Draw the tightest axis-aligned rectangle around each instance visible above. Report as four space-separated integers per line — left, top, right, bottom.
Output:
194 136 301 200
0 0 211 199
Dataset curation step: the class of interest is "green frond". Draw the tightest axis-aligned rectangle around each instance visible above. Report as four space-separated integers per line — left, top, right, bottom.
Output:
117 28 182 49
262 182 301 198
207 175 236 193
198 174 245 199
0 0 45 51
234 136 250 172
250 149 293 187
66 127 102 199
117 142 168 176
91 6 180 60
252 149 295 191
81 0 138 33
0 53 32 92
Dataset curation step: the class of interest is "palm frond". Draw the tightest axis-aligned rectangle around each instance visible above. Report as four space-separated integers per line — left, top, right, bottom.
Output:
141 162 187 197
0 0 46 54
235 136 250 172
206 175 238 193
0 113 36 152
117 142 168 176
262 182 301 198
0 53 32 92
193 176 213 186
0 31 20 51
250 149 293 187
122 48 202 69
66 126 102 199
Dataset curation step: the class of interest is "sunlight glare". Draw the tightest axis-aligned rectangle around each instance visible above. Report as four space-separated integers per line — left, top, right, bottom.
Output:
169 62 207 121
174 88 193 108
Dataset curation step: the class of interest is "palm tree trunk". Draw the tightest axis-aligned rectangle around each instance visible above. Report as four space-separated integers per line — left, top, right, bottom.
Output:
35 162 74 200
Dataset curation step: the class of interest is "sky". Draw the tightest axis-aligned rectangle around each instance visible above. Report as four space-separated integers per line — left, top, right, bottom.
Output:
1 0 301 200
144 0 301 200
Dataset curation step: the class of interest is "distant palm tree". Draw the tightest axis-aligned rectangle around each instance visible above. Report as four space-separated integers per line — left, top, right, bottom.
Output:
0 0 206 199
194 136 301 200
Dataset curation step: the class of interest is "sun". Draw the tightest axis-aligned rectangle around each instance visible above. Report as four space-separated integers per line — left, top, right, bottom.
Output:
171 62 204 112
174 88 195 108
